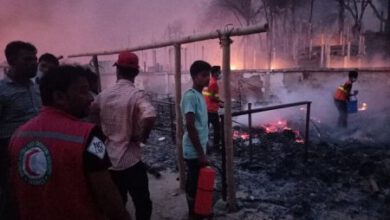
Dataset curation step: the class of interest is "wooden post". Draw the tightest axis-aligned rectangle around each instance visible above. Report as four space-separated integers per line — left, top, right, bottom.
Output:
221 34 238 211
326 44 331 68
320 34 325 67
174 44 185 190
347 41 351 67
91 55 102 92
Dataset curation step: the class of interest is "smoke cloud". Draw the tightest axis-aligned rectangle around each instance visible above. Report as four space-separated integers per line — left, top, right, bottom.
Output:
0 0 207 62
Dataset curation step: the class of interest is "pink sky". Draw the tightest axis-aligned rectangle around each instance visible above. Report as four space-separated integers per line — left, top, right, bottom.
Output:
0 0 210 63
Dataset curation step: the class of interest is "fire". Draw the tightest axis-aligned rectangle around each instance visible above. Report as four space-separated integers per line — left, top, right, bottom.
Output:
231 64 237 70
233 119 304 144
358 102 368 111
263 119 287 133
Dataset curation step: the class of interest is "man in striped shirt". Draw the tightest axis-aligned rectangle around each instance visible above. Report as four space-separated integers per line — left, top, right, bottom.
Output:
90 51 156 220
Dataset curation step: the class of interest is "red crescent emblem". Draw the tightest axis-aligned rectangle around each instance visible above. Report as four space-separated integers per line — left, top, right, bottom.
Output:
24 148 41 177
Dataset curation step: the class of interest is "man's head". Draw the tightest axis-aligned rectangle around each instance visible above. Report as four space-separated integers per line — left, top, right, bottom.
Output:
348 70 358 82
190 60 211 88
211 65 221 79
114 51 140 80
38 53 59 75
40 65 93 118
5 41 37 78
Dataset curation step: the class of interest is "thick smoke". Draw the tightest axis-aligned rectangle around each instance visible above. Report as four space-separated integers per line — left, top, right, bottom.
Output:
0 0 206 62
234 71 390 146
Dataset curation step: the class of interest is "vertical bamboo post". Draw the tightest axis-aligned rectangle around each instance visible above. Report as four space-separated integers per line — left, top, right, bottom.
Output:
320 34 325 67
153 49 157 70
347 41 351 67
91 55 102 93
221 34 238 211
174 44 185 190
326 44 331 68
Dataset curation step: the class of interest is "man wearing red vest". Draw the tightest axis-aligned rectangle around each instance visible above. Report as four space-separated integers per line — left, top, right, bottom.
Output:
8 65 131 220
203 66 224 152
334 70 358 128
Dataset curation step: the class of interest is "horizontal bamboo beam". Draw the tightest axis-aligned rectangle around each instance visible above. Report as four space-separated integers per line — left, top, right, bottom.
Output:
68 23 268 58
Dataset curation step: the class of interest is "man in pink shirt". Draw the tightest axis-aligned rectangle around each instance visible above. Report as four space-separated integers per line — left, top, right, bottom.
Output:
90 51 156 220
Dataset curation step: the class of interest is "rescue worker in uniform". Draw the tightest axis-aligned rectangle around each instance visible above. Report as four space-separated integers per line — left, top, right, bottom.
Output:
334 70 358 128
202 66 224 152
8 65 131 220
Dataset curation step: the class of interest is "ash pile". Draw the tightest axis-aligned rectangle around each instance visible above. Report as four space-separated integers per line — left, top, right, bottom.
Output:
226 122 390 219
142 97 390 219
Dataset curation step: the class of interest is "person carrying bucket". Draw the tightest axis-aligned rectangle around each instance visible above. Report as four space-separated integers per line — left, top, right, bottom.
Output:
334 70 358 128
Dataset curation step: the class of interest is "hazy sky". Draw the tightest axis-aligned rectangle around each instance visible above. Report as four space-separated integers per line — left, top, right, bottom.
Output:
0 0 209 62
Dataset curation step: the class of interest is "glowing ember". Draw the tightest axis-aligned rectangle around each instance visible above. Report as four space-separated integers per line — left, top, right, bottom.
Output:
233 119 304 144
358 102 368 111
263 119 288 133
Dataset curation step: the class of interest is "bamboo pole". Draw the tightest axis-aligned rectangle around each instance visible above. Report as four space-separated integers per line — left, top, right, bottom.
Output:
68 24 268 58
174 44 185 190
91 55 102 93
221 34 238 211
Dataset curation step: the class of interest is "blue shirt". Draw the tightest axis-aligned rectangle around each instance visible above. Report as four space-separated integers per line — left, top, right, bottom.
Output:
181 88 208 159
0 75 41 139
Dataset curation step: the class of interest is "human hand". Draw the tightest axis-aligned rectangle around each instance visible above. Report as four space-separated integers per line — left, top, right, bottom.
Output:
218 101 224 108
198 154 209 167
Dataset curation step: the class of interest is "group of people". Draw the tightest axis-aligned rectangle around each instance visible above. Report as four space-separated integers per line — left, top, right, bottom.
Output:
0 39 357 220
0 41 157 220
0 40 225 220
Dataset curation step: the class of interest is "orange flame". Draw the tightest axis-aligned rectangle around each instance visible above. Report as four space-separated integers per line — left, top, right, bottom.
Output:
358 102 368 111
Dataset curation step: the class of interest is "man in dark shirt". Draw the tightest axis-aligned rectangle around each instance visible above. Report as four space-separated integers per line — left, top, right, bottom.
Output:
0 41 41 218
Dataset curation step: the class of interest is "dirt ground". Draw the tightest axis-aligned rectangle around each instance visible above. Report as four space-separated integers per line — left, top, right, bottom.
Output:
125 171 188 220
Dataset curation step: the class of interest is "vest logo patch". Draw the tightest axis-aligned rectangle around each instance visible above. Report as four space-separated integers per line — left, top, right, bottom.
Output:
87 136 106 159
18 141 52 185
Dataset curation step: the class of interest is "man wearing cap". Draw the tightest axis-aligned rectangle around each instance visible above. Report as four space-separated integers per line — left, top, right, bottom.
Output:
90 51 156 220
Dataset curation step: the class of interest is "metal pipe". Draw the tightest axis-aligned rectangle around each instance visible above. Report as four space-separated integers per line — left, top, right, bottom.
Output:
174 44 185 189
68 24 268 58
231 101 311 117
248 103 253 162
304 102 311 162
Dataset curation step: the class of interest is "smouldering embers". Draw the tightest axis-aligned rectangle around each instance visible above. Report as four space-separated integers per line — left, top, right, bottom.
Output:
233 119 304 144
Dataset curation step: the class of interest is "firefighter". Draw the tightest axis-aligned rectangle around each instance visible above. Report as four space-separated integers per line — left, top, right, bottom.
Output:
334 70 358 128
202 66 224 152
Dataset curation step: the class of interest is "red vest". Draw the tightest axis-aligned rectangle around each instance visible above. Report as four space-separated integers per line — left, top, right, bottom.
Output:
334 81 351 101
9 107 105 220
203 77 220 113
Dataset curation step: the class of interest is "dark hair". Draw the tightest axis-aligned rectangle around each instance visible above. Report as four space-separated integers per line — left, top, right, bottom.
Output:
348 70 358 78
39 53 59 66
40 65 89 106
5 41 37 64
117 66 139 79
190 60 211 78
211 65 221 75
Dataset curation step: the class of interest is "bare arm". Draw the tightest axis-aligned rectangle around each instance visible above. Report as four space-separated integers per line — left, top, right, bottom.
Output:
87 170 131 220
140 116 156 143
